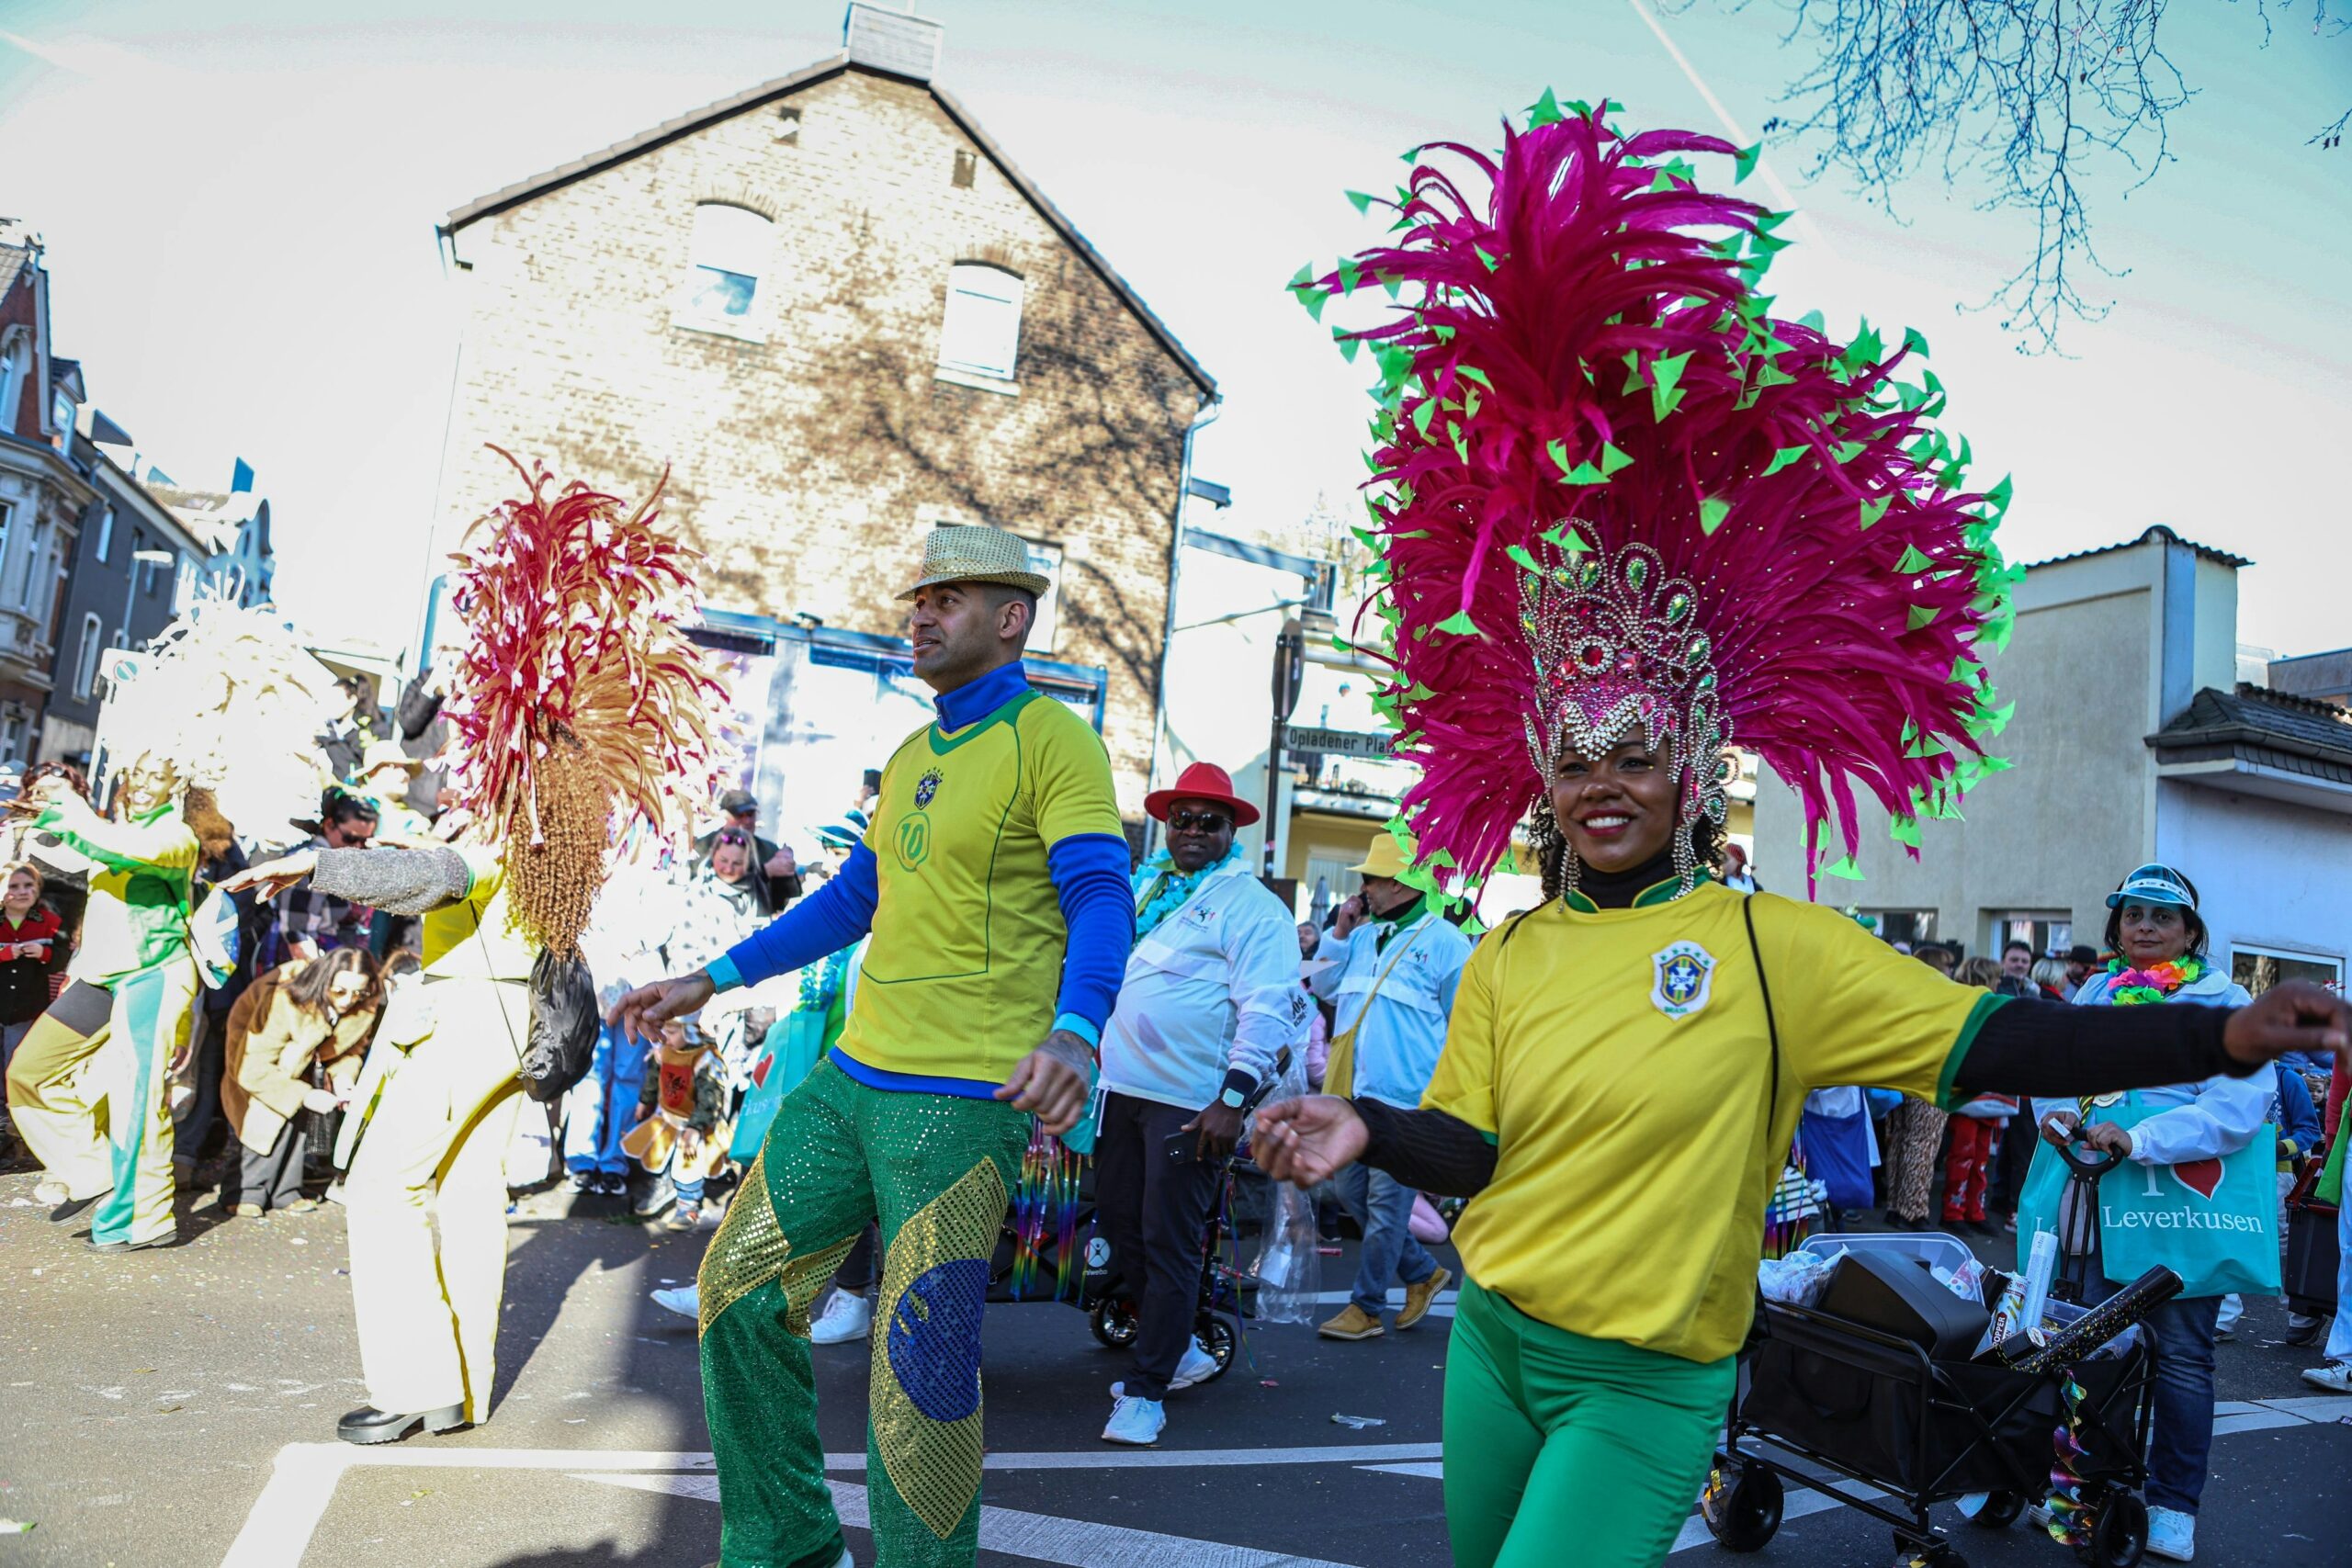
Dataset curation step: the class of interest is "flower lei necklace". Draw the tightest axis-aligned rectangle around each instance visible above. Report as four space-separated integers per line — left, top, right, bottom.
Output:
2108 954 2203 1006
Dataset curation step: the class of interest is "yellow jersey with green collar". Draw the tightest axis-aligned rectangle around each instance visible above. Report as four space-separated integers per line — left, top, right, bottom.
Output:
840 686 1124 1089
35 796 198 982
422 845 533 982
1422 878 1998 1362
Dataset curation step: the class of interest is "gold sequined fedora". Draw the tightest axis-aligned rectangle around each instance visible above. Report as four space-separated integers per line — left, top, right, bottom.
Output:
895 524 1051 601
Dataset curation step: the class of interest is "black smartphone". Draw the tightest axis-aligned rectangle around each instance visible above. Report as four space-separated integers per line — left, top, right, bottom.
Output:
1162 1127 1197 1165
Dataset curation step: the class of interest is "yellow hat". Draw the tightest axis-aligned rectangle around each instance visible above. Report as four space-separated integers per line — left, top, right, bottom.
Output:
357 739 423 778
896 525 1051 602
1348 831 1415 880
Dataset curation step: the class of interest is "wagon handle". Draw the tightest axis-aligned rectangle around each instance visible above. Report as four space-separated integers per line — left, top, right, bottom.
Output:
2053 1130 2124 1178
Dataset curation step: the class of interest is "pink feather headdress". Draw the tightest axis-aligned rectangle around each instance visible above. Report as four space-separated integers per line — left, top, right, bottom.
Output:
1294 95 2018 893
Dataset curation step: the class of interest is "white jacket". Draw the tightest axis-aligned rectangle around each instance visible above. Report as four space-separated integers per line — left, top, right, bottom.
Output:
2039 963 2266 1166
1309 908 1472 1110
1100 859 1307 1111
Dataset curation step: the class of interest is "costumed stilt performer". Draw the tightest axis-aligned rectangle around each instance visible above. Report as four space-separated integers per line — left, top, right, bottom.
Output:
8 598 335 1248
227 450 724 1442
1250 96 2351 1568
614 524 1132 1568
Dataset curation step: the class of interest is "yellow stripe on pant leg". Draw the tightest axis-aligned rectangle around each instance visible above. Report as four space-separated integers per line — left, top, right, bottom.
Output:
869 1156 1008 1542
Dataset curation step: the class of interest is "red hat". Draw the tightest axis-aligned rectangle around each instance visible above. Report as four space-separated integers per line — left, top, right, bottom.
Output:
1145 761 1261 828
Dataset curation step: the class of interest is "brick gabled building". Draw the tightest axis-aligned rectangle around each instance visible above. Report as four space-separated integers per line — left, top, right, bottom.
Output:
431 6 1217 820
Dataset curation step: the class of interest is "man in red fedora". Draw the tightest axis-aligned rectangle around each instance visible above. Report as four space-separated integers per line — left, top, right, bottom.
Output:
1093 761 1309 1446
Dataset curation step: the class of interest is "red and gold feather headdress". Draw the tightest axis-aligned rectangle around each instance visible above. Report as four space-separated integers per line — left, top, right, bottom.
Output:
443 447 727 955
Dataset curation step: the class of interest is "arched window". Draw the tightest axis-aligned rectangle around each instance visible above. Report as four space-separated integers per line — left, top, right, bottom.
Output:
18 519 47 610
73 614 102 701
938 263 1023 380
682 203 774 322
0 335 28 435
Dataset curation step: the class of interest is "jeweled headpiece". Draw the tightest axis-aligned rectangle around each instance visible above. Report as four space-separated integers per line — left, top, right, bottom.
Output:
1295 96 2017 895
1521 542 1726 829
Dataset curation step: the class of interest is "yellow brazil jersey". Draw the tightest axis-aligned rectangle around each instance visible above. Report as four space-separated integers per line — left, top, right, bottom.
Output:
838 687 1124 1089
421 845 534 983
1422 879 1999 1364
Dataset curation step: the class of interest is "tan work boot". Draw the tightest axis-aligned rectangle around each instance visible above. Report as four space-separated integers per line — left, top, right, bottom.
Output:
1318 1303 1385 1340
1397 1267 1453 1331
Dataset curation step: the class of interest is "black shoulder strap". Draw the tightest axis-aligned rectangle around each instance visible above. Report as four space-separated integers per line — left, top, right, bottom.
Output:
1494 907 1539 951
1743 893 1781 1134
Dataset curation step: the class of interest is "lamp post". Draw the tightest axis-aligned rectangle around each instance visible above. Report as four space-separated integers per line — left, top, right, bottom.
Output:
1265 615 1305 881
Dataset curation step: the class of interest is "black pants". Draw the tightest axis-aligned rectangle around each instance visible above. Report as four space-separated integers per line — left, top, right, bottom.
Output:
1093 1091 1221 1401
171 1007 232 1162
836 1223 877 1291
1989 1116 2035 1216
223 1123 306 1211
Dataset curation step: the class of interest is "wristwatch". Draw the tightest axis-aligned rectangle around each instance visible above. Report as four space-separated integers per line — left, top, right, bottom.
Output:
1217 1068 1258 1111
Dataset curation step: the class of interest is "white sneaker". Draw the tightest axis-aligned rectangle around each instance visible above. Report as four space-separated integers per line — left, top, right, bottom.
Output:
1169 1338 1219 1391
810 1291 874 1345
2146 1505 2195 1562
2300 1359 2352 1393
1101 1393 1166 1446
651 1285 699 1321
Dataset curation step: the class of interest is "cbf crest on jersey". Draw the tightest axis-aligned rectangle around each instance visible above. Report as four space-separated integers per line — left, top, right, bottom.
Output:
1650 941 1715 1020
914 767 944 808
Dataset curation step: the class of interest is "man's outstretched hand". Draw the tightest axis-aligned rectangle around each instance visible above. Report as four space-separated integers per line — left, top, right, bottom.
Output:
218 850 319 901
996 1030 1093 1134
1251 1094 1368 1187
2222 981 2351 1069
608 972 717 1045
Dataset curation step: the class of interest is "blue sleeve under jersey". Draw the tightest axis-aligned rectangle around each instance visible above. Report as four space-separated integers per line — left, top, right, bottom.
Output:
1045 832 1136 1047
707 841 878 991
709 832 1131 1050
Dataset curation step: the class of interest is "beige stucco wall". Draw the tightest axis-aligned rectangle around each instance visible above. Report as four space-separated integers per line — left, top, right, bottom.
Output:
1752 554 2169 955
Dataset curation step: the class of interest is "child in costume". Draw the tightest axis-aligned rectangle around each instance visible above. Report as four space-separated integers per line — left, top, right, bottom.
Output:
624 1014 730 1231
8 598 334 1248
1250 96 2352 1568
613 523 1127 1568
225 451 724 1444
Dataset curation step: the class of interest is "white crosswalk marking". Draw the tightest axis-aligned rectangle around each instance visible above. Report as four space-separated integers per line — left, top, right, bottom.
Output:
574 1471 1372 1568
221 1391 2352 1567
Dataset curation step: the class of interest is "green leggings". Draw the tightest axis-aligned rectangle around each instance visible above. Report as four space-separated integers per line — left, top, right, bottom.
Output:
697 1060 1031 1568
1444 1278 1735 1568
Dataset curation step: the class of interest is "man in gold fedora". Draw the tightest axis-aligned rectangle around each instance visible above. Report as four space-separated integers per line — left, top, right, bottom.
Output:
1306 829 1468 1341
614 521 1136 1568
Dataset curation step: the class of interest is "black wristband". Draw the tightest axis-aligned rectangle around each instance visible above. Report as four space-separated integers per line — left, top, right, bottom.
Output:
1219 1067 1260 1103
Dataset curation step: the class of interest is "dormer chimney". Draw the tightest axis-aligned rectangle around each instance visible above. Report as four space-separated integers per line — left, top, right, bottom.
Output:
842 3 944 82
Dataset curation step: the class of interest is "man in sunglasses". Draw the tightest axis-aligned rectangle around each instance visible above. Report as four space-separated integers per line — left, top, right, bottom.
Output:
1092 762 1308 1446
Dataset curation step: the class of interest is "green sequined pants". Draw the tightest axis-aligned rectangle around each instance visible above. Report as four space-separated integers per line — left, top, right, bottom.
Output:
698 1059 1030 1568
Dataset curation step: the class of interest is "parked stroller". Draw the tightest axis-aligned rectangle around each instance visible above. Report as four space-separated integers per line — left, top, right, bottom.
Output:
989 1051 1295 1387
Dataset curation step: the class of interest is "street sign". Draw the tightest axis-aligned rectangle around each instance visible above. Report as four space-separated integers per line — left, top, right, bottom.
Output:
1285 725 1393 760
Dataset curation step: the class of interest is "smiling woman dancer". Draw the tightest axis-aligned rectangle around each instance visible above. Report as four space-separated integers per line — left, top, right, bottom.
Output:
1250 97 2351 1568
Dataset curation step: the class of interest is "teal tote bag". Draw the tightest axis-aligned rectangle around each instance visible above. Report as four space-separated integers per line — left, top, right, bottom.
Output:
2016 1092 2279 1298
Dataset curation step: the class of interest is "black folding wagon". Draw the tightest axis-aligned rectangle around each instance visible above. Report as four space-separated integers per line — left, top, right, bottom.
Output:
1701 1295 2157 1568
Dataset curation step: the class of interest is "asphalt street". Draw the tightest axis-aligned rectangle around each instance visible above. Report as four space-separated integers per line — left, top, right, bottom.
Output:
3 1163 2345 1568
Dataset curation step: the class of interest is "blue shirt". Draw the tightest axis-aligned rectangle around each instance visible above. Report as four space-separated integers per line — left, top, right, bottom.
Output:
1308 909 1472 1109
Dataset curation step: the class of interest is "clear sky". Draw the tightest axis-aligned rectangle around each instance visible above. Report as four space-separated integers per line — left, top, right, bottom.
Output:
2 0 2346 662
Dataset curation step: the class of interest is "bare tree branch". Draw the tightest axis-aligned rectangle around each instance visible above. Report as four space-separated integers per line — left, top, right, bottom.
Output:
1685 0 2346 351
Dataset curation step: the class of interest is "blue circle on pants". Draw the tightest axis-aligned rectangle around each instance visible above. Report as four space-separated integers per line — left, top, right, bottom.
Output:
886 1258 988 1423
